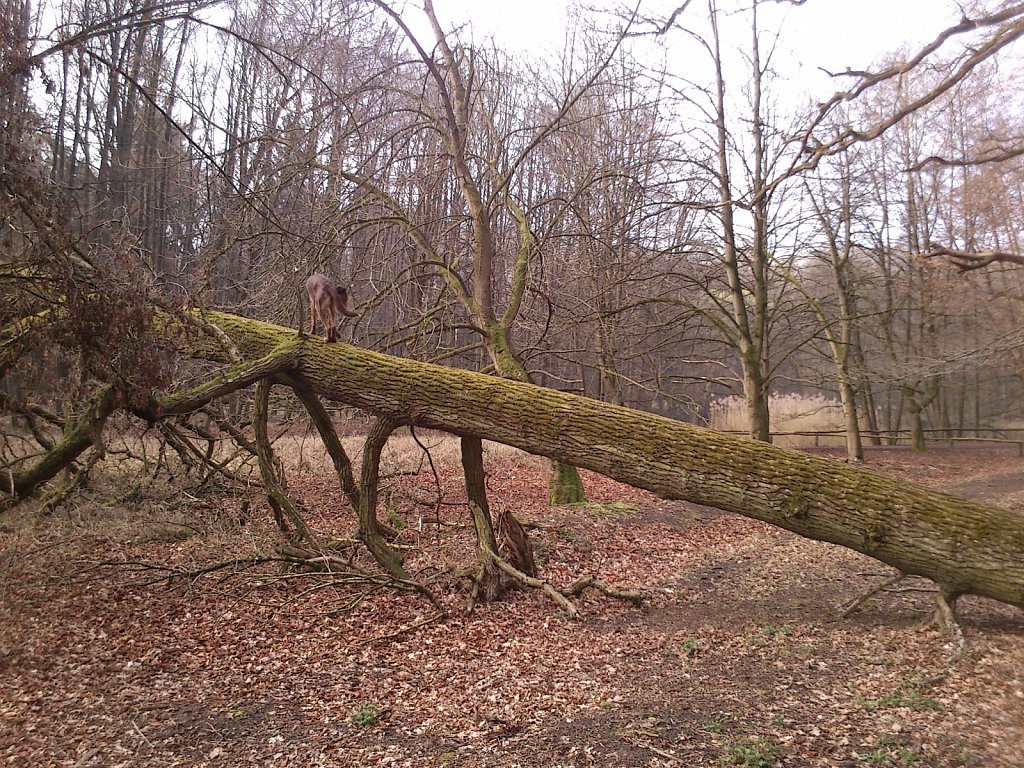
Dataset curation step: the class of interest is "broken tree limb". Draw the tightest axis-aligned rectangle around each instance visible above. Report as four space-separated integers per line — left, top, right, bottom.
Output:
179 311 1024 610
253 379 315 544
839 572 909 618
356 417 408 580
156 342 302 418
563 576 645 606
282 374 362 512
3 385 118 499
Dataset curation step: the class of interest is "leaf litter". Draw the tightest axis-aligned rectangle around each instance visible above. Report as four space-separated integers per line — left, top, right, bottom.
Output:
1 445 1022 767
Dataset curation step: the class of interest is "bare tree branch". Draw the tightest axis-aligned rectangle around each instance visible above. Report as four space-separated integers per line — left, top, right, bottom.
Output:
923 243 1024 272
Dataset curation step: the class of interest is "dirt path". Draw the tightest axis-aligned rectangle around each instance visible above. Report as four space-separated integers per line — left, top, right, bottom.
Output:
945 470 1024 506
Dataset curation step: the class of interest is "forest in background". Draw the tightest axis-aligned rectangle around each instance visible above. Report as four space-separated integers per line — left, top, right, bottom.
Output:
5 6 1024 764
4 0 1024 464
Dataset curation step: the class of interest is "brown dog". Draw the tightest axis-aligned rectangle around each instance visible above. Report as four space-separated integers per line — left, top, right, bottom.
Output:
306 274 358 342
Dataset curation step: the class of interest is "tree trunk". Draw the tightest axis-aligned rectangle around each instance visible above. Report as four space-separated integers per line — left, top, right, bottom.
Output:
903 384 938 453
838 376 864 462
356 418 408 579
741 355 772 443
460 436 507 601
183 312 1024 610
547 459 587 505
485 324 586 505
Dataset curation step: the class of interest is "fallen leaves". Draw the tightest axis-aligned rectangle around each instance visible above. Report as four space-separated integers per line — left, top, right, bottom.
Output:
1 446 1023 766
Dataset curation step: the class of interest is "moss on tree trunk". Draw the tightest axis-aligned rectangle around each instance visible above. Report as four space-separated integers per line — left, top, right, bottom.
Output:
486 323 586 505
548 459 587 506
188 312 1024 610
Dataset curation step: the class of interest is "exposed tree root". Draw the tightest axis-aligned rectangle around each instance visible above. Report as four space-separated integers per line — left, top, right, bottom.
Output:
277 541 361 567
927 588 967 660
358 611 446 645
85 557 274 587
842 572 968 659
563 576 645 606
480 541 644 618
487 549 580 618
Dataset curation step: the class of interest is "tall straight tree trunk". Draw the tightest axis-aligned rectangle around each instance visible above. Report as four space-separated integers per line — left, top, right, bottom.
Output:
838 377 864 462
741 351 771 442
709 1 772 443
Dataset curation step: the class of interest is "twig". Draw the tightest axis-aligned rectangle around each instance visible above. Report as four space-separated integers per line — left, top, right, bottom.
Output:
71 747 101 767
130 720 154 749
361 610 446 645
409 425 444 538
277 542 442 610
643 743 680 763
839 571 907 617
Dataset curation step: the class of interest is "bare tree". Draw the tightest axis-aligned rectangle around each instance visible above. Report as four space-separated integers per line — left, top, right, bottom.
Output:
650 0 810 440
334 0 659 504
795 141 867 461
777 1 1024 192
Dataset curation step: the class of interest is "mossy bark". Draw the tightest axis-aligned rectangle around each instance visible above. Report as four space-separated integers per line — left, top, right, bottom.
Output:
485 324 586 504
285 375 361 512
548 460 587 506
253 380 315 543
356 418 408 580
186 312 1024 610
4 385 117 498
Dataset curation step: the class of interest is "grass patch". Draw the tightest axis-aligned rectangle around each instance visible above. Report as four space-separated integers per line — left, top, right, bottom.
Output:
681 637 704 658
856 678 940 713
856 734 923 765
718 736 781 767
564 501 639 517
349 702 381 726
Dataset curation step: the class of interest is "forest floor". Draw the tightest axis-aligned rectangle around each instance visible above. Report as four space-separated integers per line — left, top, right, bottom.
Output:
1 439 1023 768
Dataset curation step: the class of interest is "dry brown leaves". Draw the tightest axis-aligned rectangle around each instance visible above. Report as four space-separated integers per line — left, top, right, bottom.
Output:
1 445 1022 767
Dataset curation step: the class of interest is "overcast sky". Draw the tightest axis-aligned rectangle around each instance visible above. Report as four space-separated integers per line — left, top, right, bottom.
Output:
423 0 964 100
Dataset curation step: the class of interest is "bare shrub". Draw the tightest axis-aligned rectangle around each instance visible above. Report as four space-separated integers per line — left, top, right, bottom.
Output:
272 429 538 476
709 394 852 448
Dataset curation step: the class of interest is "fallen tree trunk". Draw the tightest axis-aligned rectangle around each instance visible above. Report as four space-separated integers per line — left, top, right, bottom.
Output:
188 312 1024 609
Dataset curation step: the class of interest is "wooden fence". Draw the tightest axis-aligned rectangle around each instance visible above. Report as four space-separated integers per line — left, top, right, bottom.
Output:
717 428 1024 455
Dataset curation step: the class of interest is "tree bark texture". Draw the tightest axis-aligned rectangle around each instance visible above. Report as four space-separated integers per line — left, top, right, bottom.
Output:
4 385 118 497
460 436 507 601
190 312 1024 609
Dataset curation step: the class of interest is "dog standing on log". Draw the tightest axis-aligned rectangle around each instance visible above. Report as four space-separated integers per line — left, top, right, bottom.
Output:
306 273 359 342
